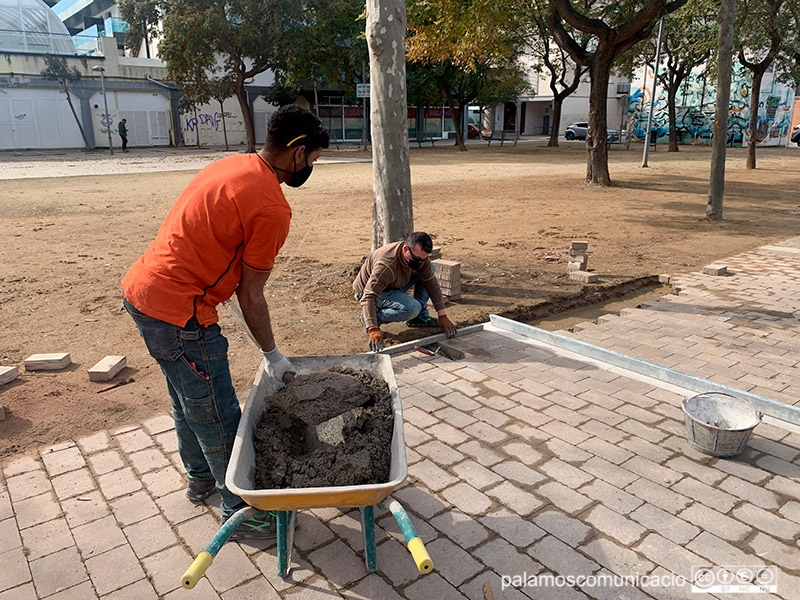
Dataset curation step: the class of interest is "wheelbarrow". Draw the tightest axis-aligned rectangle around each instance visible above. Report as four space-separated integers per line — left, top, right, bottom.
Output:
181 353 432 588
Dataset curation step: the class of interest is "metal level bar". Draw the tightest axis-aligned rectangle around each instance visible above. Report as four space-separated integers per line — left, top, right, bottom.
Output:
380 324 485 356
489 314 800 426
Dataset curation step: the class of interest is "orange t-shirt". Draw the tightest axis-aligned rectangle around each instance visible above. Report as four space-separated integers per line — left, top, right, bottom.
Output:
121 154 291 327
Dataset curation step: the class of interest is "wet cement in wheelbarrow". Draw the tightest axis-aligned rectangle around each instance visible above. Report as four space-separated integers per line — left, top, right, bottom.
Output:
253 368 393 489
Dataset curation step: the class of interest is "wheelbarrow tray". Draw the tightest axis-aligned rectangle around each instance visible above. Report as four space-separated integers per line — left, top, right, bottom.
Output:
225 353 407 511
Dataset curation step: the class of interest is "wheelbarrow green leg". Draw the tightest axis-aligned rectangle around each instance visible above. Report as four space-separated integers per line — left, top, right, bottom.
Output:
277 510 297 577
360 505 377 572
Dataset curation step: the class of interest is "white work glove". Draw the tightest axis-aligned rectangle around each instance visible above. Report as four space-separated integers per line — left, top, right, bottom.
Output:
261 347 296 382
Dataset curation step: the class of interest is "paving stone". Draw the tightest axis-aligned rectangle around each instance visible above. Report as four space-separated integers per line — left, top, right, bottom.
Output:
29 546 88 598
719 475 782 510
153 431 179 454
664 456 727 486
778 500 800 524
486 481 543 516
128 447 170 475
765 475 800 499
676 503 751 544
403 572 467 600
541 421 591 446
621 456 682 485
617 418 669 443
528 535 600 578
501 442 543 464
441 390 482 410
0 547 31 593
141 465 185 498
671 477 738 512
480 507 545 549
625 478 692 513
583 505 646 546
440 482 493 516
140 544 196 597
746 532 800 571
0 517 20 550
450 460 503 490
731 503 800 541
41 447 86 477
76 431 111 455
115 429 154 453
97 467 142 500
154 489 208 526
463 421 508 444
456 440 504 467
141 414 174 436
51 467 95 500
618 437 674 463
491 460 546 487
755 455 800 479
543 404 590 426
342 572 404 600
426 536 484 587
415 440 464 466
635 533 708 580
306 539 366 588
110 489 160 526
124 514 179 558
581 537 654 577
87 450 125 475
0 582 37 600
539 458 593 488
535 482 592 515
532 509 592 547
509 390 552 410
580 456 638 489
61 490 110 527
6 469 51 503
430 508 490 548
688 531 767 573
579 420 627 444
580 480 643 515
392 484 449 520
20 517 73 560
473 537 542 580
579 568 655 600
0 492 10 521
14 491 61 529
293 511 336 551
629 503 700 545
542 438 592 463
409 459 459 492
749 437 800 462
433 407 476 429
458 570 533 600
101 578 160 600
505 405 552 427
580 404 626 427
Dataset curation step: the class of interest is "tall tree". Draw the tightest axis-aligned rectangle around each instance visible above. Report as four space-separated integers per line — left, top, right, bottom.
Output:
159 0 303 153
208 76 236 151
366 0 413 248
707 0 735 221
118 0 160 58
41 56 91 150
407 0 525 151
736 0 790 169
547 0 689 185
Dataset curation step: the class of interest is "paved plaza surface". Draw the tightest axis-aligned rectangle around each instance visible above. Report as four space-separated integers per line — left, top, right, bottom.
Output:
3 239 800 599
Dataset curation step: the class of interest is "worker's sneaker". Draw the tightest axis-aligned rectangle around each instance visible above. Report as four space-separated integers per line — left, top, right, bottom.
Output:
228 511 278 541
406 315 439 328
185 477 217 504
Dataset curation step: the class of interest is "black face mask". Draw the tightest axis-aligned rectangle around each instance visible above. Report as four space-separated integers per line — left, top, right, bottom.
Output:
406 247 424 270
287 153 312 188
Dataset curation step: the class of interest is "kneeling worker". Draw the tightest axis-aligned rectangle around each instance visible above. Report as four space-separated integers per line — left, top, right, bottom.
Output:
354 231 457 351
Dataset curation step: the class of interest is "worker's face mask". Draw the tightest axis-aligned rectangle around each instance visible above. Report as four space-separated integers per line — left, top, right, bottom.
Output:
406 246 424 270
287 150 312 188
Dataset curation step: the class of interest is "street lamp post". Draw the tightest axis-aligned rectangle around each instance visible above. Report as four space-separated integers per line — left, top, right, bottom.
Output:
92 65 114 155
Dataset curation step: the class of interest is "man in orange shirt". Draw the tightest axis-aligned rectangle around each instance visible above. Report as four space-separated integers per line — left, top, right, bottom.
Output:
122 105 328 539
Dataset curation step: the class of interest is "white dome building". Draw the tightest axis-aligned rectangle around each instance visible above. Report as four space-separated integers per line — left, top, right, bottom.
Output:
0 0 76 55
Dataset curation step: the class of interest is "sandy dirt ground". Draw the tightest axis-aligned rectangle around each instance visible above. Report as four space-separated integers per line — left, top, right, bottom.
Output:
1 142 799 461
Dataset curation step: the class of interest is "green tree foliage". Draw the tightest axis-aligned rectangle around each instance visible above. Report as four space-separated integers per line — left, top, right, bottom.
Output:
407 0 528 150
735 0 798 168
118 0 160 57
159 0 303 153
40 56 91 150
547 0 688 185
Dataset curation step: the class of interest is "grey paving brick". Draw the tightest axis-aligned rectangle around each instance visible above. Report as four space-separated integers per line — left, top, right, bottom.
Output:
2 456 41 478
456 440 504 467
747 533 800 571
616 404 663 424
0 547 31 593
635 533 708 580
0 492 10 522
403 423 432 447
528 535 600 578
87 449 125 476
115 429 154 453
20 517 74 560
619 437 674 463
403 572 467 600
153 431 179 454
0 582 37 600
486 481 543 516
393 484 449 520
581 537 654 577
539 458 593 488
579 480 643 515
140 465 184 498
765 475 800 500
505 405 552 427
0 518 20 550
580 420 627 444
731 503 800 541
778 500 800 524
450 460 503 490
532 509 592 547
492 460 546 487
677 503 751 543
502 441 543 464
625 478 692 513
128 447 170 475
61 490 110 528
140 544 195 597
584 505 646 546
480 507 546 549
51 467 95 500
719 475 781 510
630 503 700 545
580 456 638 489
428 422 471 445
415 440 464 466
29 547 88 598
463 420 508 444
664 456 727 486
672 477 738 512
440 482 493 516
542 438 592 463
72 514 127 558
307 539 366 588
409 459 459 492
426 536 484 587
617 418 669 443
41 447 86 477
343 572 404 600
458 570 532 600
749 437 800 462
472 406 512 428
6 470 51 503
535 482 593 515
688 531 765 571
576 437 634 465
97 467 142 500
110 489 159 526
433 407 476 429
621 456 682 485
441 391 482 410
154 489 208 526
430 507 490 548
76 431 111 455
13 491 61 529
293 511 336 551
756 455 800 479
543 404 590 426
541 421 591 445
124 514 179 558
509 390 552 410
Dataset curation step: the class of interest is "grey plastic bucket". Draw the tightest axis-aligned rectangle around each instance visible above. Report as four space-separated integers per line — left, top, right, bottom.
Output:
682 392 762 458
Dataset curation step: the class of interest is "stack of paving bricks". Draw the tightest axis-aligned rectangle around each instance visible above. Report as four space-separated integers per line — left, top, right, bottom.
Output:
567 241 588 272
432 259 461 300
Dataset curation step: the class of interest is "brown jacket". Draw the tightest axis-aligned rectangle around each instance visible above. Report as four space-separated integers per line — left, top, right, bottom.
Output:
353 241 445 328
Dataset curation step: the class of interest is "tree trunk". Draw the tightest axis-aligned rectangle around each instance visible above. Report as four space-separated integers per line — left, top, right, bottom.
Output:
220 100 229 151
64 86 91 150
193 104 200 147
586 54 612 186
667 78 680 152
746 67 765 170
548 98 562 147
707 0 735 221
366 0 413 250
450 102 467 151
235 76 256 153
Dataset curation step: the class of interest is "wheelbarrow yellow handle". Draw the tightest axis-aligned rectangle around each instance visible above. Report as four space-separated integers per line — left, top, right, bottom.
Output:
387 499 433 573
181 506 257 589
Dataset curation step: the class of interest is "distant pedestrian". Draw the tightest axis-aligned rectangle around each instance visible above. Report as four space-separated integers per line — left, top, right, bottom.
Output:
118 118 128 152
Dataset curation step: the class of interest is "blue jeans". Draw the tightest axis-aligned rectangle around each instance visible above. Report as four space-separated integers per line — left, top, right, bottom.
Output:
375 274 431 325
123 298 246 520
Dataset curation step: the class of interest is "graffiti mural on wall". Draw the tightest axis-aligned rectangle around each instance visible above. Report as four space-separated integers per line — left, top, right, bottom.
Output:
183 112 238 133
629 65 795 146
